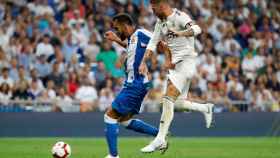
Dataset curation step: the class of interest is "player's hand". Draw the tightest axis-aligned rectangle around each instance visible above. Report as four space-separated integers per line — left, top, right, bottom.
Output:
104 31 119 42
139 61 148 75
164 61 175 70
157 41 168 53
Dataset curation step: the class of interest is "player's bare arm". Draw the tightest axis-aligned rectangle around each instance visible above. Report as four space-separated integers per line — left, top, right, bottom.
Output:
168 22 202 37
104 31 127 48
157 41 175 70
139 49 153 75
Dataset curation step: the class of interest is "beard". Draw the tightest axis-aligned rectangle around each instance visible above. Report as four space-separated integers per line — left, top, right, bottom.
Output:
120 34 126 41
117 32 126 41
157 13 165 20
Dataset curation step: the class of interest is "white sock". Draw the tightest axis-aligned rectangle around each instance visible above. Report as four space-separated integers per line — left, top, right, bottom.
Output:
156 96 174 142
176 100 209 113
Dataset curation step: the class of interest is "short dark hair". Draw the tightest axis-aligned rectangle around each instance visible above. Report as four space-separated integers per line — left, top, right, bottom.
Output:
2 67 9 72
112 13 134 26
150 0 168 4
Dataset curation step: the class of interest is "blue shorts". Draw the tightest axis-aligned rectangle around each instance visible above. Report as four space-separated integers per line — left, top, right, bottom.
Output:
112 82 151 116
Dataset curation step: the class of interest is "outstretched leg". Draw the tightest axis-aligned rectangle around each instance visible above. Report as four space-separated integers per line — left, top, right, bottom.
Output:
175 100 214 128
119 115 159 136
175 79 214 128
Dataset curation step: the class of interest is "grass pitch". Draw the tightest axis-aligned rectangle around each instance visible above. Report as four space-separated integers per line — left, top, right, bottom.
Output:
0 137 279 158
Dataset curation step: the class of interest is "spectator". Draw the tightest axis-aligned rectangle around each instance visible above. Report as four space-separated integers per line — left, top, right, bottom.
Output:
27 0 54 16
17 66 29 83
71 21 88 48
75 78 98 112
200 54 217 82
51 46 66 74
96 40 118 74
267 73 280 92
98 88 114 112
29 69 44 91
256 83 274 111
12 79 30 100
54 86 74 112
28 78 43 100
224 31 241 54
0 67 14 88
35 55 51 79
45 80 56 99
18 40 35 71
47 61 64 87
94 61 108 90
227 72 244 93
36 34 54 58
0 83 12 105
0 47 10 70
62 33 78 63
66 71 79 98
242 52 258 80
9 57 19 81
84 33 100 62
67 53 80 72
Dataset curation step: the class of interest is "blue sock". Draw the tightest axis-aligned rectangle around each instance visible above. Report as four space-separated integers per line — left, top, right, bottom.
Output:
105 114 119 157
126 119 158 136
105 123 119 157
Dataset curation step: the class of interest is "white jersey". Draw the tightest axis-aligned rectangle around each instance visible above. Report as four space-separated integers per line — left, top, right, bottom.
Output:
147 8 198 63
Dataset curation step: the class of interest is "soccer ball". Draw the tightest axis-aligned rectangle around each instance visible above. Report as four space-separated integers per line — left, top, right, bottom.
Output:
51 141 71 158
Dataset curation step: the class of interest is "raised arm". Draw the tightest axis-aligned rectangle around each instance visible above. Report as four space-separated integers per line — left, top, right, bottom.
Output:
169 22 201 37
104 31 127 48
169 12 202 37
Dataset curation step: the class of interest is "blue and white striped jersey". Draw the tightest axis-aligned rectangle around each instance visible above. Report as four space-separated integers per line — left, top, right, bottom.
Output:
124 28 152 84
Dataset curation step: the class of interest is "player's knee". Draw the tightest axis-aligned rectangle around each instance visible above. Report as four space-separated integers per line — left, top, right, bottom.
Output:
166 80 180 99
119 119 132 127
119 114 133 127
104 108 119 124
165 91 178 102
104 113 118 124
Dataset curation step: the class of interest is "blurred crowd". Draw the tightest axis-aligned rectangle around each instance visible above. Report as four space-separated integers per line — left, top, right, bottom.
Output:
0 0 279 112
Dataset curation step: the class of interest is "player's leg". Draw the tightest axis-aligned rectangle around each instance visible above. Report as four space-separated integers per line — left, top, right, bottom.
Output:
119 114 159 136
141 79 180 153
176 99 214 128
156 80 179 141
104 107 120 158
175 79 214 128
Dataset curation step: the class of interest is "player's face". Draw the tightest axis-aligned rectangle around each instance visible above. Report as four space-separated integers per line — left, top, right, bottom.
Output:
151 3 165 19
113 21 127 40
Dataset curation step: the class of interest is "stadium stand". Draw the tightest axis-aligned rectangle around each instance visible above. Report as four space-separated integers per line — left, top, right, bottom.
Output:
0 0 279 112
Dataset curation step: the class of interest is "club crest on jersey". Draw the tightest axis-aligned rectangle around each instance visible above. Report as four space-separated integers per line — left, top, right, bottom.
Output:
162 23 168 34
162 21 175 35
130 35 136 44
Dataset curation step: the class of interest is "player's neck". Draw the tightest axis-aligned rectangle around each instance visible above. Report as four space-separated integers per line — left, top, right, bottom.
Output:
127 26 136 37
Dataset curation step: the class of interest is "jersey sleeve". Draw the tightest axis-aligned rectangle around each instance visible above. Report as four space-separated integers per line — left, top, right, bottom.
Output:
146 20 162 53
177 11 193 29
137 30 152 46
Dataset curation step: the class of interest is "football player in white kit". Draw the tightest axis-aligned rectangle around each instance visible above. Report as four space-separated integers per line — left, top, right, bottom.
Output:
139 0 214 153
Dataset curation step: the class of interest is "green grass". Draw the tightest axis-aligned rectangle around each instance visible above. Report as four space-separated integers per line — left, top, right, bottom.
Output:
0 137 279 158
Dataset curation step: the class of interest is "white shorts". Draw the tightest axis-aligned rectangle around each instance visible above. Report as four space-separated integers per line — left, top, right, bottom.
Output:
166 57 196 99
